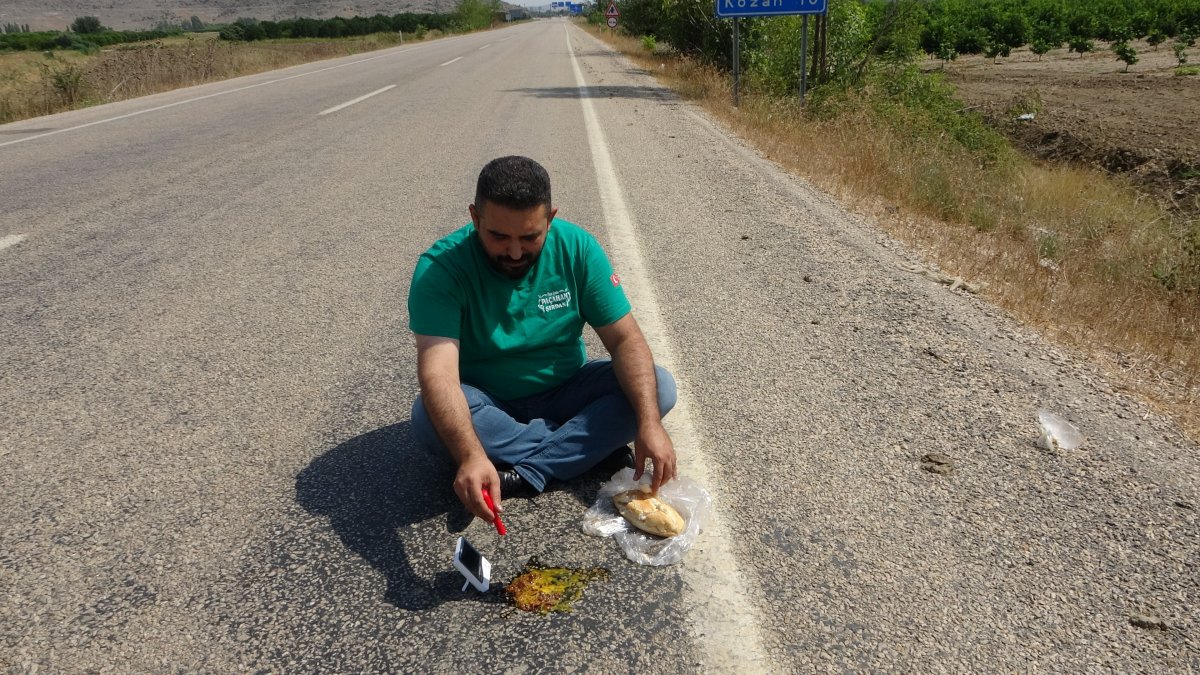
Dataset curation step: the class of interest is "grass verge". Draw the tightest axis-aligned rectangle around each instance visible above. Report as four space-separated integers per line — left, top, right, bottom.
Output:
585 26 1199 440
0 31 438 123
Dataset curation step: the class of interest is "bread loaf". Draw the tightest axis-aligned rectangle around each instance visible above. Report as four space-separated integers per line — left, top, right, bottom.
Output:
613 488 685 538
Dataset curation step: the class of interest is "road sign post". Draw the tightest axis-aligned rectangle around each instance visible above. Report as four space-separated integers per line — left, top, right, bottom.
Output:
733 18 740 108
604 1 619 31
715 0 827 106
799 14 809 102
715 0 826 19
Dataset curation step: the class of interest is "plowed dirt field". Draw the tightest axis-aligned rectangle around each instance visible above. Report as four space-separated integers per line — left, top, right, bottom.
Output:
935 39 1199 211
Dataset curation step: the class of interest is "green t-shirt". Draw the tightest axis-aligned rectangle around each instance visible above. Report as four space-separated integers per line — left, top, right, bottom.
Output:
408 218 631 400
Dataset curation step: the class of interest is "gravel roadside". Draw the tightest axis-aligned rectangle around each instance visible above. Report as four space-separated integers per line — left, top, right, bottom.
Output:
570 25 1198 671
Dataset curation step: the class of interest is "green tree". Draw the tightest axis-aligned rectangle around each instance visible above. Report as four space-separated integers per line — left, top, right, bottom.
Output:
1068 35 1094 57
1147 29 1166 50
234 17 265 40
936 41 958 68
317 17 348 37
189 16 204 31
259 20 282 39
1112 40 1138 71
988 10 1027 52
1174 41 1190 65
70 16 105 34
1030 39 1054 60
368 13 392 34
983 37 1010 63
1029 15 1063 61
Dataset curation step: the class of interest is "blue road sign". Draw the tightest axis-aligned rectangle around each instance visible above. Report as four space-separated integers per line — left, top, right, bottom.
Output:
716 0 826 18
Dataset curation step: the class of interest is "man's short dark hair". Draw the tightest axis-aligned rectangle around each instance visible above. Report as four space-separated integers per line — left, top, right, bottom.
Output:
474 156 552 215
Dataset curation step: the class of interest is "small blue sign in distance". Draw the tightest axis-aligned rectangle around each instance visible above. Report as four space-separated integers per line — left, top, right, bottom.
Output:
716 0 826 18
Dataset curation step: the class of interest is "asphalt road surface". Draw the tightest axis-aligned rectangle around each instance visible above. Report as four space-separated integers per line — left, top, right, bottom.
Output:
2 19 1197 672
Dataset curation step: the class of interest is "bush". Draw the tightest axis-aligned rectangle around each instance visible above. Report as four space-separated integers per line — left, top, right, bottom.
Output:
218 24 245 41
808 63 1010 170
212 12 459 41
42 62 86 103
748 0 872 97
453 0 499 32
215 18 267 41
0 28 173 51
70 16 105 34
641 34 656 52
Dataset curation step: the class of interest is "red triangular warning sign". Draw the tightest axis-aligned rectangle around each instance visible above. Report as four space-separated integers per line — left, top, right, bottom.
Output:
604 1 619 17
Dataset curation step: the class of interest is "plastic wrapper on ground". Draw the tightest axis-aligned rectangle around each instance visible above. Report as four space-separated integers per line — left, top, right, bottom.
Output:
581 468 711 566
1037 408 1085 450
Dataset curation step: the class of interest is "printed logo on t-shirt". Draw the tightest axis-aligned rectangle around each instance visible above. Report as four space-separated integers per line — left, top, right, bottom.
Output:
610 273 621 287
537 288 572 313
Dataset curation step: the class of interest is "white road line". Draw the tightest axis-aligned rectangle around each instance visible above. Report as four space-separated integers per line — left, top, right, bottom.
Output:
0 38 452 149
478 43 491 50
318 85 396 116
0 234 28 252
440 57 463 66
565 26 773 674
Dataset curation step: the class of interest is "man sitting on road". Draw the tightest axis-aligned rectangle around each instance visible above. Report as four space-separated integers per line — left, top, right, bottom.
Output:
408 155 678 524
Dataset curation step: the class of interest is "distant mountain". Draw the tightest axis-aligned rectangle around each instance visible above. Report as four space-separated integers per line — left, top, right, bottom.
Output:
0 0 484 31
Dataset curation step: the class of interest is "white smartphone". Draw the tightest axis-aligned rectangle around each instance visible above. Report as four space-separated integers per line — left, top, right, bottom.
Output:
452 536 491 592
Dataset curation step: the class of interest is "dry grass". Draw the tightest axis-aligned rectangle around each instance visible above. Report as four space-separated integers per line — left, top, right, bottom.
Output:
587 26 1199 438
0 31 435 123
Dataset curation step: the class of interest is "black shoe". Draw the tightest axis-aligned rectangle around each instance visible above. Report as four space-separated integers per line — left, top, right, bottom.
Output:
497 468 530 496
598 445 636 472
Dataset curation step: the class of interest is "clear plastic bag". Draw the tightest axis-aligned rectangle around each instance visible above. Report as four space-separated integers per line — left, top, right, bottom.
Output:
581 468 711 566
1037 409 1085 450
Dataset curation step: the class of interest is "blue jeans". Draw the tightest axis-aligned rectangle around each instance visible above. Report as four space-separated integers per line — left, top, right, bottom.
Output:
411 360 677 492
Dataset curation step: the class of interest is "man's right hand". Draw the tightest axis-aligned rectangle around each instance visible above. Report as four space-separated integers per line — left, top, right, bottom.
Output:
453 455 502 522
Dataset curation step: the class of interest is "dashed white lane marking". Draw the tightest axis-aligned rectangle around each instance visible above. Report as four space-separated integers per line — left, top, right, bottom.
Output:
318 85 396 116
0 234 28 251
0 45 443 149
478 43 491 50
440 57 463 66
564 26 773 674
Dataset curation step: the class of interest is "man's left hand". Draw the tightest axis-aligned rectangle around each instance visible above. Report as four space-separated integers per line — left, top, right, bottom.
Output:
633 422 677 494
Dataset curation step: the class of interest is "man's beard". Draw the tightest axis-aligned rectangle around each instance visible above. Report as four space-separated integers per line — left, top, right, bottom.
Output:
489 251 538 280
